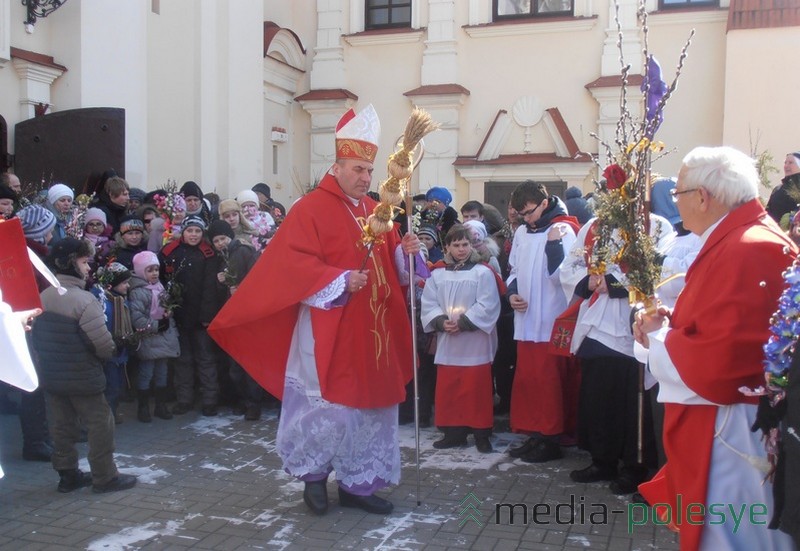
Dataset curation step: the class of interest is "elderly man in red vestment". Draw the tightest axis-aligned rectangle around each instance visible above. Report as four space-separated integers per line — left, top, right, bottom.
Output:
634 146 797 550
209 105 420 516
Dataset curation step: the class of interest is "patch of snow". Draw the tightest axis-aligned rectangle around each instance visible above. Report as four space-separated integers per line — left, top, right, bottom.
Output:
568 535 592 547
363 511 451 551
185 416 236 437
86 515 200 550
199 462 231 472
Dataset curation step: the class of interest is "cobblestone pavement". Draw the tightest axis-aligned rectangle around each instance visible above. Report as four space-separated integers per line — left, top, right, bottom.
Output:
0 403 679 550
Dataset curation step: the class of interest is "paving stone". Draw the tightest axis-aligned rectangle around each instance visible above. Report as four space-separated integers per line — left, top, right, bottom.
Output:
0 405 680 550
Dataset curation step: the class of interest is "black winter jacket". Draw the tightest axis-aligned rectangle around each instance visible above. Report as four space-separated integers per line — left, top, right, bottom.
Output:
159 239 221 330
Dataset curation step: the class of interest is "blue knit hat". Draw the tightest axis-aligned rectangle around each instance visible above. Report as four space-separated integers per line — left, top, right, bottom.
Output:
425 187 452 206
17 205 56 242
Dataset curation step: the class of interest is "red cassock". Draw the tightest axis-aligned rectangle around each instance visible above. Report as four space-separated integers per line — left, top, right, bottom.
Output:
208 173 413 409
639 199 797 551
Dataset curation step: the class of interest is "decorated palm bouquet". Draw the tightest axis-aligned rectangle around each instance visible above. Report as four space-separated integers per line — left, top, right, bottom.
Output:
589 0 694 308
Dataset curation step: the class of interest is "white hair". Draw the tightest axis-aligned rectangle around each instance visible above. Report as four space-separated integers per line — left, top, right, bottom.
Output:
681 146 758 209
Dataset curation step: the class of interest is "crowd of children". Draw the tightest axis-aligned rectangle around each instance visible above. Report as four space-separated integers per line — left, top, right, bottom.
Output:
1 170 697 501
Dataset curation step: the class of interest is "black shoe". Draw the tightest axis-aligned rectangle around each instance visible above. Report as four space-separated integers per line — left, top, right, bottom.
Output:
303 480 328 515
231 404 247 416
418 418 431 429
201 405 218 417
244 405 261 421
609 467 648 495
507 437 537 458
137 389 152 423
137 407 151 423
520 439 563 463
92 473 137 494
475 436 493 454
432 433 468 449
154 388 173 419
338 487 393 515
154 402 173 420
22 441 53 462
172 402 192 415
57 469 92 493
570 463 617 483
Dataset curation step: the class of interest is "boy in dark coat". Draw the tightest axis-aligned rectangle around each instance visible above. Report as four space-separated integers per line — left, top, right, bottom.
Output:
158 215 222 416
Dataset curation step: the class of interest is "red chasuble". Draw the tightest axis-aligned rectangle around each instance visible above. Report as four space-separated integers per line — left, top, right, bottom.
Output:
639 199 797 551
208 173 413 409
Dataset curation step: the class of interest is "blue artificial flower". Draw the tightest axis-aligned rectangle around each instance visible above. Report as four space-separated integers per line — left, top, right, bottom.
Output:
641 55 668 138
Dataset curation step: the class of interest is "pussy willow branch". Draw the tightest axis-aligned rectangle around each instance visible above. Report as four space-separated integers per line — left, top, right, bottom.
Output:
653 29 695 123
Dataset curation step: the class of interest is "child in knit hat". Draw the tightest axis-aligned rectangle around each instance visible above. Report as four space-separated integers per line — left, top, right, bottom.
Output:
18 205 57 246
128 251 178 423
236 190 275 245
83 208 109 246
158 213 222 417
206 219 267 420
103 215 147 269
417 223 443 264
217 199 262 251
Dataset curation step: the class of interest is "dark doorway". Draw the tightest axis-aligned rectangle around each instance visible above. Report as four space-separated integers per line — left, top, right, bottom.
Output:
14 107 125 193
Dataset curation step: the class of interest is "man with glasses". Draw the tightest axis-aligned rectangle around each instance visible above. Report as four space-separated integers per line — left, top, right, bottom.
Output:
634 146 796 549
506 181 581 463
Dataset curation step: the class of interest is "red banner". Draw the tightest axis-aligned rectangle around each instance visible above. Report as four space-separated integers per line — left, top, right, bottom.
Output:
0 218 42 311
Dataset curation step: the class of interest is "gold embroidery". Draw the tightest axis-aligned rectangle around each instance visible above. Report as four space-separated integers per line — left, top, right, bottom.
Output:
336 139 378 162
368 247 391 369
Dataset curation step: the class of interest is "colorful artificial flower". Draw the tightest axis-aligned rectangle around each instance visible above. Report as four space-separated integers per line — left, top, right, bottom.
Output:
602 164 628 190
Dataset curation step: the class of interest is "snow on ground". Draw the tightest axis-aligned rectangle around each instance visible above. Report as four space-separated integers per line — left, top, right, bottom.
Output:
79 454 170 485
86 515 201 550
363 511 453 551
80 414 535 549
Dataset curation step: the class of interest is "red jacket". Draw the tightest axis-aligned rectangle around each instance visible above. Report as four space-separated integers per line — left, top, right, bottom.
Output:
640 199 797 550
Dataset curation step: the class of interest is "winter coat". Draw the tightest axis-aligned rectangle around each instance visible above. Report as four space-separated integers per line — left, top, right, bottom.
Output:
767 173 800 228
31 274 115 395
158 238 221 330
225 240 258 287
127 275 180 360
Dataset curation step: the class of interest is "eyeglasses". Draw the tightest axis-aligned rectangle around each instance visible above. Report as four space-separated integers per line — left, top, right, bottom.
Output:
519 203 541 217
669 188 699 203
